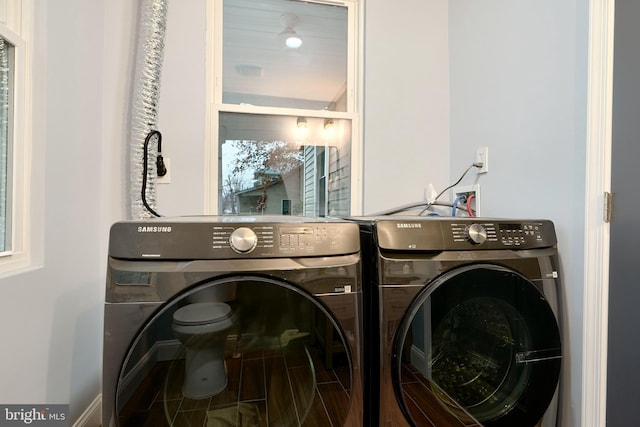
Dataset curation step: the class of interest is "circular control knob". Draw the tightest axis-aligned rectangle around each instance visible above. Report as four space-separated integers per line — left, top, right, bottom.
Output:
229 227 258 253
465 223 487 245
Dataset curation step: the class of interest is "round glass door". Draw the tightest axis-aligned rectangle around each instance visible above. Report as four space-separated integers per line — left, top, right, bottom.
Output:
393 265 561 427
116 276 353 427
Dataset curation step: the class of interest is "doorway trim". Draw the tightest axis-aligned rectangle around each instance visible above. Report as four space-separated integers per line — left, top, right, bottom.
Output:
583 0 614 426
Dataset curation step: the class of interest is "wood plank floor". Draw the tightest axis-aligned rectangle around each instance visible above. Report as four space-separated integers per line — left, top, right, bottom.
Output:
117 340 352 427
400 362 481 427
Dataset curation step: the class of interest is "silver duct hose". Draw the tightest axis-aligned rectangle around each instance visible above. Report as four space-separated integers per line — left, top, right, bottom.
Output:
129 0 168 219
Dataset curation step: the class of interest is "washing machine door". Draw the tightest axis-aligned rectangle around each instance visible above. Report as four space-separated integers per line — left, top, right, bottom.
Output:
114 275 358 427
393 264 561 427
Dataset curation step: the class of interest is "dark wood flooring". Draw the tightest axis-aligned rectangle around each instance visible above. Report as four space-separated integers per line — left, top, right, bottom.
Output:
117 340 352 427
400 362 481 427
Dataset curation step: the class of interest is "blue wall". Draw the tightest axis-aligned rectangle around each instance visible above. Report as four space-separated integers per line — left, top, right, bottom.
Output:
447 2 588 426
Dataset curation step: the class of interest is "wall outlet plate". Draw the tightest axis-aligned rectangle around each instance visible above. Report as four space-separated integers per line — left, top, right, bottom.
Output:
476 147 489 173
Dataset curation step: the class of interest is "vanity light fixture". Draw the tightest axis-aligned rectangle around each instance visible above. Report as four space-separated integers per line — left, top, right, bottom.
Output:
324 119 335 131
296 117 308 138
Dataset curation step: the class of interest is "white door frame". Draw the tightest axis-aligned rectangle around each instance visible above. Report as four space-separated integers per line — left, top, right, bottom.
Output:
583 0 614 426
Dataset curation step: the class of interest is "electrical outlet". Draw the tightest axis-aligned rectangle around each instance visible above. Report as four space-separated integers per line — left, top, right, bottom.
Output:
452 184 481 217
476 147 489 173
157 157 171 184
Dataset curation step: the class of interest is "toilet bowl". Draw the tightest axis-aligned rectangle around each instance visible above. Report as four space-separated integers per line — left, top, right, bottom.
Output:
172 301 234 399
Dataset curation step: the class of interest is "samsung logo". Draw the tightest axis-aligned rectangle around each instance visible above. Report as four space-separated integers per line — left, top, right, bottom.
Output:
396 223 422 229
137 226 172 233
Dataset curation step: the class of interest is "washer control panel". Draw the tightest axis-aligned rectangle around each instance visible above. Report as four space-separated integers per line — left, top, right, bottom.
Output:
465 223 488 245
451 223 498 244
498 222 546 247
213 224 339 255
228 227 259 253
214 225 272 253
109 217 360 260
375 217 556 251
449 220 554 249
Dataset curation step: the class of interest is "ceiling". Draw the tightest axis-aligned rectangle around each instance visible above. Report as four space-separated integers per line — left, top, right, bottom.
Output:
223 0 348 110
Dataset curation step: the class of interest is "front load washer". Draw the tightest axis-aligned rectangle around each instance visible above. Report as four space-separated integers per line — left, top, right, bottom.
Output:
103 216 363 427
352 216 562 427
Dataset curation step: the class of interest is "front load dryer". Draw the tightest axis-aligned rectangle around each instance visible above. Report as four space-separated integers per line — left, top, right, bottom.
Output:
102 216 363 427
352 216 562 427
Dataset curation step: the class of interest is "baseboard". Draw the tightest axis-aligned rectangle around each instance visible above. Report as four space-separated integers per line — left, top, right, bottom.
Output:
410 344 429 377
73 394 101 427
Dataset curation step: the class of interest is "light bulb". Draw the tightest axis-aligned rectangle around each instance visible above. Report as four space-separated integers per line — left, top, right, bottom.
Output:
285 33 303 48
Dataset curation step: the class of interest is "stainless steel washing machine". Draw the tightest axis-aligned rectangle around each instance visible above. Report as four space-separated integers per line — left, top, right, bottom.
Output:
352 216 562 427
102 216 363 427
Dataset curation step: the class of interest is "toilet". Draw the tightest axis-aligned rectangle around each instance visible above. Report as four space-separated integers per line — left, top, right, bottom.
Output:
172 288 235 400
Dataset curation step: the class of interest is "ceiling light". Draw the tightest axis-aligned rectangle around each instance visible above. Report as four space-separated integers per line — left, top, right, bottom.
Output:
280 14 303 49
297 117 308 129
282 29 303 49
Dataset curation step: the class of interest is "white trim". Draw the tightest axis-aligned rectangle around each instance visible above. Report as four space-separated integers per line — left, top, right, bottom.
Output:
204 0 214 214
583 0 614 426
410 344 427 377
213 103 357 120
72 394 101 427
351 0 364 215
0 0 33 276
203 0 221 214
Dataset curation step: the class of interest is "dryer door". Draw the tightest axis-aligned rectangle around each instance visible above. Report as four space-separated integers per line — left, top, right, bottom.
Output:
113 276 359 427
393 264 561 427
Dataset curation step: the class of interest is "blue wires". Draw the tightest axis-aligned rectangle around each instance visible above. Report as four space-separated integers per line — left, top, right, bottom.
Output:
419 162 483 215
452 195 464 216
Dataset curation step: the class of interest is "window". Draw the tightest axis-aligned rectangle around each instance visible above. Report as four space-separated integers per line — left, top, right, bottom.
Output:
0 1 32 274
218 113 352 216
207 0 361 216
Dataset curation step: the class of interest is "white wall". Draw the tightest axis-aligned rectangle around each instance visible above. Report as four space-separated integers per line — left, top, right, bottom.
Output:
363 0 450 214
447 2 588 426
155 0 206 217
0 0 128 423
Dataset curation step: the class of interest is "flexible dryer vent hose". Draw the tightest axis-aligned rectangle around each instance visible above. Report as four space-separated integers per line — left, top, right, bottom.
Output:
129 0 168 219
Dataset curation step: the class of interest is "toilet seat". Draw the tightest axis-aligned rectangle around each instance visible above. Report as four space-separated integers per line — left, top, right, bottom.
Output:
173 302 232 326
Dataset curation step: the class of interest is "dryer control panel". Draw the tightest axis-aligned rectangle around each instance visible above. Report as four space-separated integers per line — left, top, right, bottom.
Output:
109 216 360 260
